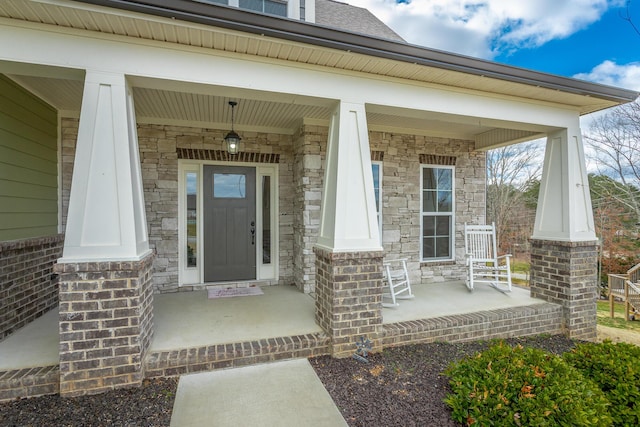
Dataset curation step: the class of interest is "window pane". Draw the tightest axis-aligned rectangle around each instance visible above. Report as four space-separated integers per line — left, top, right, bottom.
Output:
437 169 452 190
372 164 380 212
436 236 450 258
186 172 197 268
265 0 287 16
437 191 452 212
423 169 437 190
423 237 435 258
423 216 435 236
423 190 436 212
213 173 246 198
435 216 450 236
262 176 271 264
239 0 287 15
239 0 262 11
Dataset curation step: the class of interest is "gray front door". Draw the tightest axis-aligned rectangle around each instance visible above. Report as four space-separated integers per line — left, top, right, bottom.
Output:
203 165 256 282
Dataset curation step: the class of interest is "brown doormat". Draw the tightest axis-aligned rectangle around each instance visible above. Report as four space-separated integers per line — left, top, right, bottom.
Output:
207 287 264 299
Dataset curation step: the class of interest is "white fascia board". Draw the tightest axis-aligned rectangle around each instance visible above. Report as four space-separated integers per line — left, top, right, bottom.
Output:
0 21 583 130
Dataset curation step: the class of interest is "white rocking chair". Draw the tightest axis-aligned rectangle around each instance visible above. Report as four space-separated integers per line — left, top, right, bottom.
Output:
464 223 512 293
383 258 414 307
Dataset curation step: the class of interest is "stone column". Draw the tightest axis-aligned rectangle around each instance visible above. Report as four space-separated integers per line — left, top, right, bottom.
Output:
315 248 384 357
55 253 154 396
292 124 325 293
530 240 598 340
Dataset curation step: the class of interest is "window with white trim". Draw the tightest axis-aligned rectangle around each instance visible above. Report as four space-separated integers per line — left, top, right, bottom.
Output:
200 0 288 17
372 161 382 241
239 0 287 16
421 165 454 261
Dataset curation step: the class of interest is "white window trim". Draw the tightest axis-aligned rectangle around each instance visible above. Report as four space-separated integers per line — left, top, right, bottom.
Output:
256 165 279 280
372 161 383 242
178 163 201 285
420 164 455 262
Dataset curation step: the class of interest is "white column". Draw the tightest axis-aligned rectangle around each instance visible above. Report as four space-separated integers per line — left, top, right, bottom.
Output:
316 101 382 252
61 71 150 261
532 123 596 241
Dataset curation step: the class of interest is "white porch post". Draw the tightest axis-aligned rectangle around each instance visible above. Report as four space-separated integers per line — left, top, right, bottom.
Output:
55 71 154 396
533 124 595 241
317 101 382 252
314 101 384 357
62 71 150 261
530 123 599 340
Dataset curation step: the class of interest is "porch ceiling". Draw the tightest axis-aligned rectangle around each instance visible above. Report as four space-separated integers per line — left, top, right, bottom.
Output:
0 0 635 117
7 73 508 139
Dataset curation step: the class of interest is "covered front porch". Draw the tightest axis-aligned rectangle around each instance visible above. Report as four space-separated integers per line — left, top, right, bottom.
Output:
0 281 562 400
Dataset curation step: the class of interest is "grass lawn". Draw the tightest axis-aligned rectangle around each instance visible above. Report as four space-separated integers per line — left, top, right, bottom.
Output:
597 300 640 332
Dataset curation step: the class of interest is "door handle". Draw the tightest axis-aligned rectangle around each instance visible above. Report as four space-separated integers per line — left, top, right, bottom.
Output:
250 221 255 245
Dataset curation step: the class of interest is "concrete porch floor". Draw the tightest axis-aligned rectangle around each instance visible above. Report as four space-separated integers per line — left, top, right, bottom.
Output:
0 281 544 371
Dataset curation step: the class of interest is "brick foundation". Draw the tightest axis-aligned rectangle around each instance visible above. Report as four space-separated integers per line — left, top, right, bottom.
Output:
0 235 64 342
54 252 155 397
145 332 329 378
314 247 384 357
530 239 598 340
0 365 59 403
383 302 563 347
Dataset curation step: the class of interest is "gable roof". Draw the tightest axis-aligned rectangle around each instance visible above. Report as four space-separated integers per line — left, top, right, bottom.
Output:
315 0 405 42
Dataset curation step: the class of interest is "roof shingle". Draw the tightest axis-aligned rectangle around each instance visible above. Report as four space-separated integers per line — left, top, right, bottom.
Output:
315 0 405 42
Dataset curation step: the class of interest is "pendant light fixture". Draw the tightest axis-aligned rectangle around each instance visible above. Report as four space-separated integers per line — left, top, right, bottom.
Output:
224 101 241 155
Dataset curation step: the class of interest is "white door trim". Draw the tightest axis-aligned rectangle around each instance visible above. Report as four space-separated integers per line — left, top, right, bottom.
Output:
178 160 279 285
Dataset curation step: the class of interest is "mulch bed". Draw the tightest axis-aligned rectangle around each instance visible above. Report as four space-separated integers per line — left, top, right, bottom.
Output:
0 378 178 427
309 335 578 427
0 335 576 426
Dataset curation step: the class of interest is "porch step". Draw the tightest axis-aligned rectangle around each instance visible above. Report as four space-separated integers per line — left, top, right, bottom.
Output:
144 332 330 378
0 365 59 402
382 302 564 347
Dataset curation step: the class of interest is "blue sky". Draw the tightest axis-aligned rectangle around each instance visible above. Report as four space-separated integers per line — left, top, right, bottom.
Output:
347 0 640 91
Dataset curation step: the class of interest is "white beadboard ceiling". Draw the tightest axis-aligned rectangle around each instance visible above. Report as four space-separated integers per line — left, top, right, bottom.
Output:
9 73 497 137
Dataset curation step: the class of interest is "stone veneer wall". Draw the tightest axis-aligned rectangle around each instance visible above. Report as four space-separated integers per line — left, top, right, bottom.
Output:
61 117 483 293
0 235 64 342
368 132 485 284
530 239 599 340
292 125 326 293
61 118 295 292
314 247 384 357
55 252 155 397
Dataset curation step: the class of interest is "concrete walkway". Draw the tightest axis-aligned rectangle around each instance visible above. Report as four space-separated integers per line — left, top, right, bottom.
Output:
170 358 348 427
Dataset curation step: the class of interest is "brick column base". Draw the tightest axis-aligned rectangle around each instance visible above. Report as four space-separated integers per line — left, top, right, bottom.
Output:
54 252 155 397
530 239 598 340
314 247 384 358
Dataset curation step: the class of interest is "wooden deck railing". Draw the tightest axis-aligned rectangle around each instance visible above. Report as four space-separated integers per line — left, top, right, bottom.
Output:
608 263 640 321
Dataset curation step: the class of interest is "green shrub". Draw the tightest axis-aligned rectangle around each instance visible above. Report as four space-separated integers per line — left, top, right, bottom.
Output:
445 341 611 426
564 341 640 426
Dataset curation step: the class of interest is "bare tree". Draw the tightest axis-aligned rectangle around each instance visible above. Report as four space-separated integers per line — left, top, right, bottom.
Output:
584 100 640 225
621 0 640 37
486 140 543 254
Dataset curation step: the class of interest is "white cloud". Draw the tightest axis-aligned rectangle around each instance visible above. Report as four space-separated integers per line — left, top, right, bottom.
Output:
573 60 640 91
345 0 622 59
575 61 640 135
